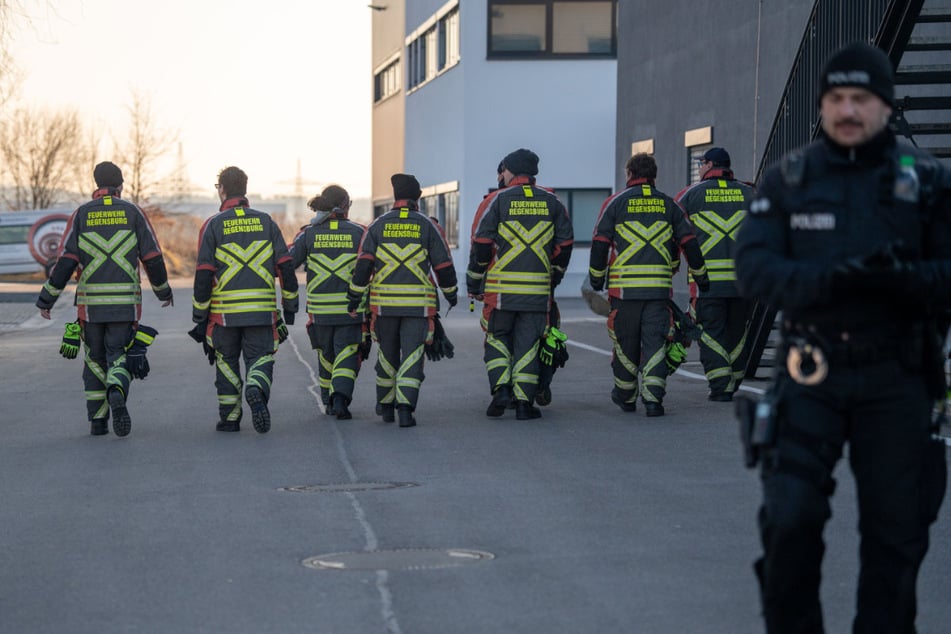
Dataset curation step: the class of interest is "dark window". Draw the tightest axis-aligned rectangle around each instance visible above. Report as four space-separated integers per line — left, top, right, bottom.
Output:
554 188 610 245
488 0 617 59
373 203 391 219
420 191 459 248
688 145 711 186
373 60 401 103
407 7 460 91
0 224 31 245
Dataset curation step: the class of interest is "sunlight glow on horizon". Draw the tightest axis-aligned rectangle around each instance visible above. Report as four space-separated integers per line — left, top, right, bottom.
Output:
7 0 373 200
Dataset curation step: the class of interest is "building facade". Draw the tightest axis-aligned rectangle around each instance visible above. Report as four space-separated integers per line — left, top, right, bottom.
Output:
372 0 619 294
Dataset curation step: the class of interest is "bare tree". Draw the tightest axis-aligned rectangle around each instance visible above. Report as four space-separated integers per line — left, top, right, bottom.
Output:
0 106 90 209
0 0 24 108
114 90 178 206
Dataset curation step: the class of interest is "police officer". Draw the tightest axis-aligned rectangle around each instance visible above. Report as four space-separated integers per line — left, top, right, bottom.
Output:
191 166 299 433
289 184 366 420
36 161 173 437
675 147 755 401
590 153 709 417
735 42 951 632
468 149 573 420
346 173 458 428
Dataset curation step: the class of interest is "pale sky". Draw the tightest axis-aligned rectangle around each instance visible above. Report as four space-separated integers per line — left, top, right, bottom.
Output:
7 0 372 200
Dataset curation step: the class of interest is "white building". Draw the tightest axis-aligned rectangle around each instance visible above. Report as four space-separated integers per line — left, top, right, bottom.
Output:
372 0 618 294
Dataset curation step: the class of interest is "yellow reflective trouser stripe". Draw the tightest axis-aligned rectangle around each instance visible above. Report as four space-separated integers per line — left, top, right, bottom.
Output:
376 351 397 404
512 339 540 402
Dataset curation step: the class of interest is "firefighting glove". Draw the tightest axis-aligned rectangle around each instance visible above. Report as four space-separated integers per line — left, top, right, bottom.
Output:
276 317 289 344
346 288 364 314
693 271 711 293
539 327 569 368
665 341 688 375
425 315 455 362
589 273 605 292
444 288 458 308
60 320 81 359
188 320 215 366
359 327 373 361
125 324 158 380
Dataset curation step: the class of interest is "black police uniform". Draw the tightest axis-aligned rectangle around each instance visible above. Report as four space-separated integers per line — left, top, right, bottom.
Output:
735 128 951 632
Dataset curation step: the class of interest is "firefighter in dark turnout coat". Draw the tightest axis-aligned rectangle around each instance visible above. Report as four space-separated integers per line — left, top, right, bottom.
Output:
289 185 366 420
735 43 951 633
468 149 573 420
346 173 458 428
590 153 709 417
191 166 299 433
36 161 173 437
675 147 755 401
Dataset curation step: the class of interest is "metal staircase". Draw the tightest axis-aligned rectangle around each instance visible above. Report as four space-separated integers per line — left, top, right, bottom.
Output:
745 0 951 379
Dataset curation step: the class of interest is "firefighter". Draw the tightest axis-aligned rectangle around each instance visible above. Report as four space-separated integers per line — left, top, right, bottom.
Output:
589 153 709 417
190 166 299 433
735 42 951 632
36 161 173 437
468 149 574 420
346 173 457 428
675 147 755 401
289 185 366 420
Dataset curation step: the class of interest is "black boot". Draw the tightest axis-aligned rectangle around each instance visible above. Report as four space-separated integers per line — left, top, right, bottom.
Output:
645 402 665 417
216 420 240 432
246 386 271 433
486 385 512 417
90 418 109 436
332 393 352 420
535 386 552 406
377 402 395 423
516 400 541 420
397 405 417 428
107 387 131 437
611 388 637 412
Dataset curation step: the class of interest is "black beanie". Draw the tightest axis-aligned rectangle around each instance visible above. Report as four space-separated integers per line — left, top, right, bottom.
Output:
819 42 894 106
391 173 422 201
502 148 539 176
93 161 123 188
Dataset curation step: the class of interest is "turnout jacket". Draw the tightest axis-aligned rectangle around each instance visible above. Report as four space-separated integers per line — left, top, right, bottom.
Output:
468 175 574 312
675 169 754 298
37 187 171 322
590 178 706 301
736 130 951 336
349 201 457 317
289 213 366 326
192 196 298 327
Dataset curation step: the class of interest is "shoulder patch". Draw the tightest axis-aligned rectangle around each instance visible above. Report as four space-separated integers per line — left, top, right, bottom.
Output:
750 198 771 215
780 150 806 188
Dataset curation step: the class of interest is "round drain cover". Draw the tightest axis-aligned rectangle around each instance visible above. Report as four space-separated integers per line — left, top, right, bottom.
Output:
280 482 418 493
302 548 494 571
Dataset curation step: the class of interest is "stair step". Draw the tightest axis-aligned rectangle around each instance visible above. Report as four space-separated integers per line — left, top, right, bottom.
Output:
895 65 951 84
910 122 951 135
917 8 951 23
896 96 951 110
906 36 951 51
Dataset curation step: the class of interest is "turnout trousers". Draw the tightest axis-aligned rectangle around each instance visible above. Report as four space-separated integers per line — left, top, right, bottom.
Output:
483 309 546 403
607 299 668 406
757 358 945 634
373 315 428 411
695 296 753 396
82 321 134 422
211 324 277 424
310 323 363 407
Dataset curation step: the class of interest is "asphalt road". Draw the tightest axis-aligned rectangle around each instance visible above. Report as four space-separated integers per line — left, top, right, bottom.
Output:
1 279 949 633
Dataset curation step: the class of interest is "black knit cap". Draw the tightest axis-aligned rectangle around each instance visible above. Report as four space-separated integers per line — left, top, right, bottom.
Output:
819 42 895 106
93 161 123 188
502 148 539 176
702 147 731 167
391 173 422 201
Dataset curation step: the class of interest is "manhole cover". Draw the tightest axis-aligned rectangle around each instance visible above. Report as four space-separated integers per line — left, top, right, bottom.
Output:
279 482 418 493
302 548 495 571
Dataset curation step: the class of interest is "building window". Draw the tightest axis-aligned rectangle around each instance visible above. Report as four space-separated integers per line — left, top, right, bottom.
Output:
373 202 392 219
555 188 610 245
373 59 401 103
407 5 460 92
488 0 617 59
420 190 459 248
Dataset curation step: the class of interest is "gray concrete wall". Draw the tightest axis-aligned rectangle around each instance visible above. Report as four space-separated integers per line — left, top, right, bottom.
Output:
615 0 815 193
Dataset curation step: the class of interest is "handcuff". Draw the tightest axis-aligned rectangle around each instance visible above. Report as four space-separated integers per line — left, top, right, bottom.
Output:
786 336 829 386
